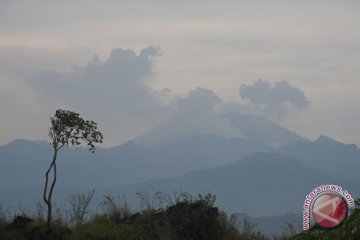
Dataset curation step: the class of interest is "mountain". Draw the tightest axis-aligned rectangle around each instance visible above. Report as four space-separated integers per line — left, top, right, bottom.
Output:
1 151 359 221
103 152 360 216
0 139 52 189
0 112 309 191
134 113 241 146
278 135 360 179
135 113 306 147
0 135 272 189
1 132 359 198
1 114 359 217
220 113 306 147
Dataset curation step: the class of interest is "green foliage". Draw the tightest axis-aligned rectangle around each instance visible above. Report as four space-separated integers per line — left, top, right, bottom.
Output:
0 214 70 240
2 193 327 240
197 193 217 207
97 195 132 224
165 199 225 239
44 109 103 232
135 189 193 211
73 223 144 240
218 213 266 240
135 190 165 211
289 198 360 240
49 109 103 152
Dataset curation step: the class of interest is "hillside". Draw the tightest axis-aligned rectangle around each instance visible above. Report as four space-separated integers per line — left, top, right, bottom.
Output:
103 152 360 216
1 138 359 217
278 135 360 179
0 136 272 189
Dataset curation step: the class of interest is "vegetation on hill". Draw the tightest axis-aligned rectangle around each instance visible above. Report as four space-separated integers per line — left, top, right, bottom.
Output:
0 193 266 240
288 199 360 240
0 193 358 240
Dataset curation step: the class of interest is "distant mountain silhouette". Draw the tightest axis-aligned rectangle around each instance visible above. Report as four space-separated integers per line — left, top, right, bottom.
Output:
1 115 359 218
220 113 306 146
135 113 306 146
103 152 360 216
0 135 272 189
1 131 359 192
278 135 360 179
1 148 359 219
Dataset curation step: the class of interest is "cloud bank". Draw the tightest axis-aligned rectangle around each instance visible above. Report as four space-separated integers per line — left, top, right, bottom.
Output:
26 46 171 146
0 45 311 147
176 87 221 116
238 79 310 119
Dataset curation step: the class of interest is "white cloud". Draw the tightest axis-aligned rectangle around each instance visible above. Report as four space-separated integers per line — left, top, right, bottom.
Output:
239 79 310 117
176 87 221 116
12 47 172 146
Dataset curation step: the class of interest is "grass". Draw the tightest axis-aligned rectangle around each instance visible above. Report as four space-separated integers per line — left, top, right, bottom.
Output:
0 193 358 240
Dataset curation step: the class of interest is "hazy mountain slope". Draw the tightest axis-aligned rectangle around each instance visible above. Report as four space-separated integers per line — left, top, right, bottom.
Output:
135 113 306 146
1 152 359 219
0 135 272 189
220 113 306 146
104 152 360 216
0 139 52 189
0 139 110 189
278 135 360 179
134 113 242 146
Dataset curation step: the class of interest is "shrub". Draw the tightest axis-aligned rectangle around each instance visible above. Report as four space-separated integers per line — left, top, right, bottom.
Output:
72 223 144 240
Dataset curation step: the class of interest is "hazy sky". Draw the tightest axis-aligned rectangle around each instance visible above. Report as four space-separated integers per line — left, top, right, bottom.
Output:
1 0 359 147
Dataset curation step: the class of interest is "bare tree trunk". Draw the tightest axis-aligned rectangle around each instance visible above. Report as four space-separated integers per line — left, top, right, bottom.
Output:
43 148 57 233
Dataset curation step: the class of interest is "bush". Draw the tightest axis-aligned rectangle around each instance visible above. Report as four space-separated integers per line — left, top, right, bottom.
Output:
0 193 275 240
72 223 144 240
289 199 360 240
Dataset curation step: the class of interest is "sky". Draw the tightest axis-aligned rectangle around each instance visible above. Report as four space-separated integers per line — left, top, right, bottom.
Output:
0 0 359 147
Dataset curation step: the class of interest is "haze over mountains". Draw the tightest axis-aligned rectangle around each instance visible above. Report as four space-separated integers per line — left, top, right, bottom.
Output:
1 112 359 221
103 152 360 216
135 112 305 147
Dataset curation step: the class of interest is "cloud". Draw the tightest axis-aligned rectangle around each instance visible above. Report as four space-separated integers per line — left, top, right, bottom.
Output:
176 87 221 116
25 46 172 146
29 46 159 101
238 79 310 118
134 86 241 146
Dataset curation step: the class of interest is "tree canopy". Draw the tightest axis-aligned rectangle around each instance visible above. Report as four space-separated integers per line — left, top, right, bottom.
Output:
48 109 103 152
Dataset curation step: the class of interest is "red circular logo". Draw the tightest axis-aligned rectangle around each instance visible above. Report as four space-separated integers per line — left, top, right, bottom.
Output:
311 193 348 228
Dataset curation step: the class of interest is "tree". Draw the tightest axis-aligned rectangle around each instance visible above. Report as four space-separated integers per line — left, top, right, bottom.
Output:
43 109 103 232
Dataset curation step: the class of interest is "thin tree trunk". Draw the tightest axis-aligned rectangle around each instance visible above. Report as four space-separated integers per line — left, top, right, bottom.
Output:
43 148 57 233
47 160 57 227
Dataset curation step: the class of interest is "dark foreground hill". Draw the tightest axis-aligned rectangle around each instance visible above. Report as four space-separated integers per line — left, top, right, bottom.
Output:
1 194 359 240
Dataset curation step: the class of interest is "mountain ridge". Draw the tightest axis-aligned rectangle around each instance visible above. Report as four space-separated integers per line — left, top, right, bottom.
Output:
102 152 360 216
135 113 306 147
